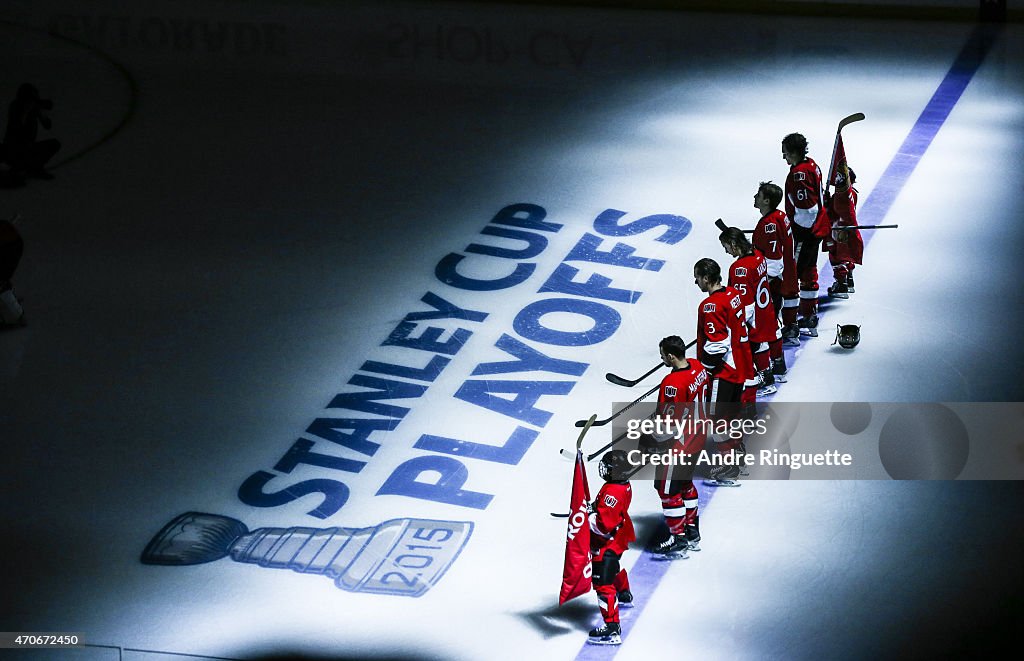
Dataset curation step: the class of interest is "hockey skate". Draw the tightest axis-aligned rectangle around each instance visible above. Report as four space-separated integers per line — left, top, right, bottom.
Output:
704 463 742 487
798 315 818 337
827 282 849 299
781 323 800 347
587 622 621 645
756 369 776 396
617 589 634 608
845 274 855 293
649 534 689 560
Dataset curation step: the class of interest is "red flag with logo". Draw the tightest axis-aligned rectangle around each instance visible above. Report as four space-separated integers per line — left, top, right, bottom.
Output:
813 134 850 238
828 133 849 190
559 450 592 605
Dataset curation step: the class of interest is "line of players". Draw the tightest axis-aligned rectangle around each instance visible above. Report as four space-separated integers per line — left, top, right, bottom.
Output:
584 132 863 645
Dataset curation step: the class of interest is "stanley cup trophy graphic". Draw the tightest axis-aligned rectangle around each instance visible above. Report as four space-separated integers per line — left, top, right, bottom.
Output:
141 512 474 597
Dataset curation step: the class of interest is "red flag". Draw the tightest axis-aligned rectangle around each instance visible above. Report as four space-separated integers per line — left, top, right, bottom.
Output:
559 450 592 605
828 133 849 189
813 134 850 239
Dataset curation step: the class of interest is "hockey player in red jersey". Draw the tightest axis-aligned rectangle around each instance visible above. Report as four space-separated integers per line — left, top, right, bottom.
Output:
823 165 863 299
719 227 781 397
694 258 754 486
753 182 798 367
587 449 636 646
694 258 755 400
646 335 709 559
782 132 827 338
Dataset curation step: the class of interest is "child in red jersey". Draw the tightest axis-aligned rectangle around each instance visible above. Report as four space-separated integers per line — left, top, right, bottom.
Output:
587 449 636 645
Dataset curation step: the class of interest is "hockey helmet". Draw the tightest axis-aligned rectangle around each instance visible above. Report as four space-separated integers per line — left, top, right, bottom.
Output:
833 324 861 349
599 449 631 481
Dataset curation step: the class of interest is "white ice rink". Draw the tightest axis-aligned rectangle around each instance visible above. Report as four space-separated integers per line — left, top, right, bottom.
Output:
1 1 1023 659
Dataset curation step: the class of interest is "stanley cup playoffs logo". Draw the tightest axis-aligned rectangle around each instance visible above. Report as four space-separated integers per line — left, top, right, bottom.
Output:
141 512 473 597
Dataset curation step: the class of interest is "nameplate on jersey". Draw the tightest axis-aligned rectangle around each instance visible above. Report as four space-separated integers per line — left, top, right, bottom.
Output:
764 223 776 234
703 303 715 313
735 267 748 277
603 495 618 508
664 386 677 397
794 172 807 181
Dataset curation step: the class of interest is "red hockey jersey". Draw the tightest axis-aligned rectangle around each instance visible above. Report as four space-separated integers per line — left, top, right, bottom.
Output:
654 358 710 456
785 157 826 231
753 209 795 290
696 286 755 385
589 481 635 558
822 186 863 264
727 252 779 344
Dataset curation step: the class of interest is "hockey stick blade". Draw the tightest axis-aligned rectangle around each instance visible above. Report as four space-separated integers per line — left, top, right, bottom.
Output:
605 338 698 388
715 217 753 234
575 414 598 443
838 112 865 131
827 113 866 196
550 512 569 518
606 361 662 387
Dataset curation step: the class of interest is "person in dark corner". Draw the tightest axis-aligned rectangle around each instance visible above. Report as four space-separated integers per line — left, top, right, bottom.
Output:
2 83 61 180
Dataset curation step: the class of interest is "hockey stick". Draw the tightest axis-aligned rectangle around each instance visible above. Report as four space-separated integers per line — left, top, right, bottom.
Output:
605 338 698 387
837 111 866 132
586 427 632 461
574 382 660 428
724 224 892 234
550 415 599 517
606 362 662 387
576 414 598 449
559 426 631 462
557 413 600 461
716 218 756 235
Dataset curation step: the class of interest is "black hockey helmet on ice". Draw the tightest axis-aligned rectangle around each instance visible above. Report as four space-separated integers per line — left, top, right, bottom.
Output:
599 449 631 481
833 324 861 349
